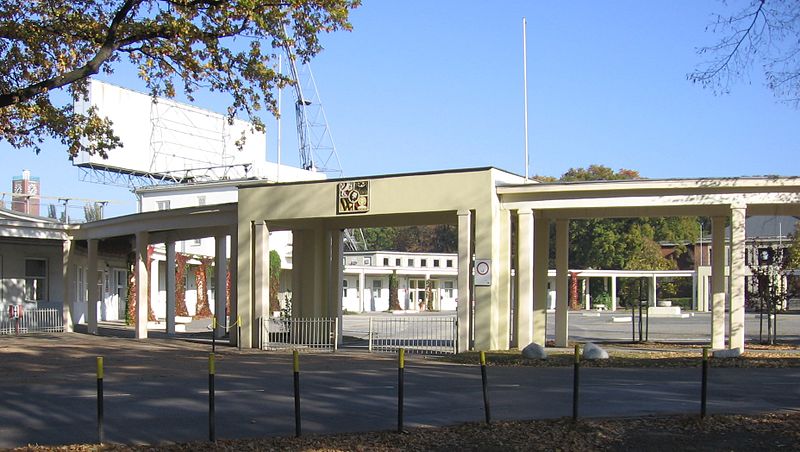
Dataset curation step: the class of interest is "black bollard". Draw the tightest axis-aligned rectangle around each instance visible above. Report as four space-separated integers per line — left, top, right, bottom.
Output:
480 351 491 424
96 357 104 445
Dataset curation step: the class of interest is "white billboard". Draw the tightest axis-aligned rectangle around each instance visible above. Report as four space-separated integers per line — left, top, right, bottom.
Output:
73 79 267 181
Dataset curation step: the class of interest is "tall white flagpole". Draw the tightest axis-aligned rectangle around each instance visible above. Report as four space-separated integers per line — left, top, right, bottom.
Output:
523 17 530 181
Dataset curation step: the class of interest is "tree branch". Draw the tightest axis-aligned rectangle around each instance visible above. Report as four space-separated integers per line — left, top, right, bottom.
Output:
0 0 141 108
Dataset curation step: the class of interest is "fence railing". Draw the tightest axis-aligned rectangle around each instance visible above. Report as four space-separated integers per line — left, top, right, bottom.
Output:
368 316 457 355
0 308 64 335
260 317 338 352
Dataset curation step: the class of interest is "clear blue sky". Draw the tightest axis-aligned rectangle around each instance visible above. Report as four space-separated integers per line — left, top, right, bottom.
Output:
2 1 798 219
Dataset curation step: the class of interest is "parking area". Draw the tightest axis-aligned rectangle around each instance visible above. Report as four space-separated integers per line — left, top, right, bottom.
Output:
2 328 800 448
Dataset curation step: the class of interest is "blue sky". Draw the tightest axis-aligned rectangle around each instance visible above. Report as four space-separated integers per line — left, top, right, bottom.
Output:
2 1 798 219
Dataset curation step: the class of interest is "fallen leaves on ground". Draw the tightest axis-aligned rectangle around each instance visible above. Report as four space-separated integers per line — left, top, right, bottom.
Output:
11 412 800 452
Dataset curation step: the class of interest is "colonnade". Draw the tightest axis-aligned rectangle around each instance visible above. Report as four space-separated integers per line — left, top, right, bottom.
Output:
508 205 748 352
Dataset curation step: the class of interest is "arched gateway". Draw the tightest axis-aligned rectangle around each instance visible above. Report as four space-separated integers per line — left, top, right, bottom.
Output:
236 168 800 353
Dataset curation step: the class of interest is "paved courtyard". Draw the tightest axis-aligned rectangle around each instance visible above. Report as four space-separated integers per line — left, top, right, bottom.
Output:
1 325 799 448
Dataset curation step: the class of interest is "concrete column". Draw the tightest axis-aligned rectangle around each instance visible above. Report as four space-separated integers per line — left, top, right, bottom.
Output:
228 226 238 346
135 231 149 339
729 205 747 351
358 270 366 312
610 276 617 311
457 210 472 352
166 241 176 336
532 213 549 346
236 221 254 348
649 275 657 307
87 239 99 335
321 229 333 317
711 216 726 349
291 229 303 318
516 209 534 348
495 209 511 349
214 235 227 339
253 222 269 346
330 230 344 344
582 278 590 310
555 219 569 347
62 239 75 332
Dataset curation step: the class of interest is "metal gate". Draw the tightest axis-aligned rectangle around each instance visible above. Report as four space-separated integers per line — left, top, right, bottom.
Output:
259 317 338 352
368 316 457 355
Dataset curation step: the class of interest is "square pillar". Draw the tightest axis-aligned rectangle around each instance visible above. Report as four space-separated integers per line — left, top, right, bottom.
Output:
729 205 747 351
166 241 176 336
555 219 569 347
516 209 534 348
711 216 726 349
214 235 228 339
610 276 617 311
228 225 238 346
62 239 75 332
495 209 512 349
291 229 304 317
649 275 657 307
457 210 472 353
330 230 344 343
253 222 269 346
532 213 549 346
236 221 254 349
135 231 149 339
87 239 99 335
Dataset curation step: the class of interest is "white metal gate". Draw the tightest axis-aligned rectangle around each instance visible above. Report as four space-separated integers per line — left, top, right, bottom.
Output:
368 316 457 355
260 317 338 352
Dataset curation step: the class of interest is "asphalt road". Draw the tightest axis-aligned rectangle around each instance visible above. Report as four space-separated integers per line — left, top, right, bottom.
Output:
1 333 799 448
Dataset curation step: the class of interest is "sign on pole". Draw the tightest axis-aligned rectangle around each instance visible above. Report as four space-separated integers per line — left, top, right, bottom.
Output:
475 259 492 286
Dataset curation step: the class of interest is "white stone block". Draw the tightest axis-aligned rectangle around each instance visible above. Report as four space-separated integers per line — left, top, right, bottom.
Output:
521 342 548 359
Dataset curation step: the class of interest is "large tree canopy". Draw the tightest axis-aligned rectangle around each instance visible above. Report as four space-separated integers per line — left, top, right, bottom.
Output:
690 0 800 107
0 0 359 157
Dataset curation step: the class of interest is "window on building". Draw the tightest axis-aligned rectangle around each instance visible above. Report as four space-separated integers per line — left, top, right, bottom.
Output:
407 258 415 267
444 281 454 298
342 279 348 298
433 259 440 267
372 279 382 299
446 259 453 268
193 238 202 246
421 258 428 267
383 258 389 266
364 257 371 266
156 200 170 210
25 258 47 301
395 258 401 266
